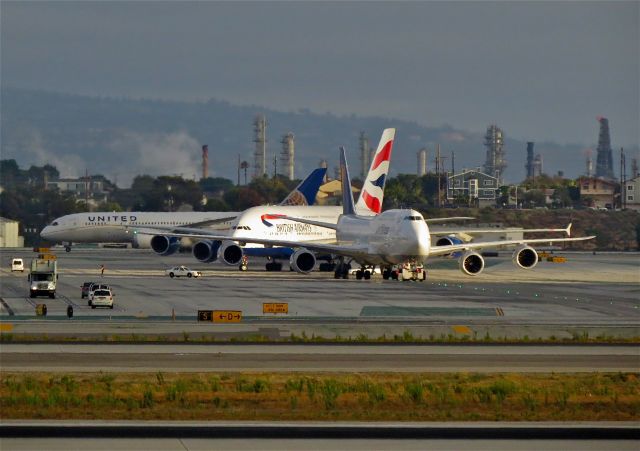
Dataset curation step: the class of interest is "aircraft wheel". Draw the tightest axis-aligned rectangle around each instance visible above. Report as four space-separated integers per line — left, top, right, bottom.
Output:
169 273 175 278
364 271 371 280
65 246 71 253
187 273 192 278
355 270 363 280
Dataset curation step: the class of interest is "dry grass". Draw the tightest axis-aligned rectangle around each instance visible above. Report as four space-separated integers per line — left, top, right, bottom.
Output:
1 372 638 421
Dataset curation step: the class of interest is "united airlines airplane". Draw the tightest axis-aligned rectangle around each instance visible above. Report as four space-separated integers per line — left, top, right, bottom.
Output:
40 167 327 252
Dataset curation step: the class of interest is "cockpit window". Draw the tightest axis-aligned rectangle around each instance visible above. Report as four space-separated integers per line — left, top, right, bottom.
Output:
51 221 59 226
403 216 422 221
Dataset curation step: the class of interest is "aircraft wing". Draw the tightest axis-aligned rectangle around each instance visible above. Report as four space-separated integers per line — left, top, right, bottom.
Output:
428 235 595 257
425 217 475 223
138 228 368 260
430 223 572 236
180 216 237 228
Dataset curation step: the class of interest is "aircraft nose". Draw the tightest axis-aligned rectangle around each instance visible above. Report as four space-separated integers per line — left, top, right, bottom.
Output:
40 226 51 239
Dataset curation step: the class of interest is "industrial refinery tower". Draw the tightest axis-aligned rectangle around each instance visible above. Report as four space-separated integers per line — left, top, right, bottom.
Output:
483 125 507 185
253 114 267 179
280 132 295 180
595 117 615 179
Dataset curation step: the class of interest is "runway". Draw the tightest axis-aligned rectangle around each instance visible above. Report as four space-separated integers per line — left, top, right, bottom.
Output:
1 343 637 372
1 249 639 342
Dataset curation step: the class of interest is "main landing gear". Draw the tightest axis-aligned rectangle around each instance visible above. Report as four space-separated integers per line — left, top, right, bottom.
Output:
265 261 283 271
64 242 72 252
355 266 373 280
333 259 351 279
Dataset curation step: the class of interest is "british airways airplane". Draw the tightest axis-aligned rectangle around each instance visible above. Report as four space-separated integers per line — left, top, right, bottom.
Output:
149 129 397 271
40 167 327 252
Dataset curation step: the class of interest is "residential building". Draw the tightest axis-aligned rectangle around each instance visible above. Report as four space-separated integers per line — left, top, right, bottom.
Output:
578 177 617 209
447 169 499 207
47 176 111 207
624 175 640 211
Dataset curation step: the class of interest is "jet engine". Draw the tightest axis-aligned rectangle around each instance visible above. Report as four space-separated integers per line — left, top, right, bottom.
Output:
192 240 221 263
289 248 316 274
131 232 153 249
150 235 181 256
512 245 539 270
217 240 244 266
435 235 463 247
459 251 484 276
435 235 464 257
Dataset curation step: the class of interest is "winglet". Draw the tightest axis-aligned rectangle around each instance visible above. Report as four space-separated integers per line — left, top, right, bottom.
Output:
566 223 572 237
279 167 327 206
340 146 356 216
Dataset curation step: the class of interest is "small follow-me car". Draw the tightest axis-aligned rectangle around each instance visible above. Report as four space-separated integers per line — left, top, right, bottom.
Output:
165 266 202 278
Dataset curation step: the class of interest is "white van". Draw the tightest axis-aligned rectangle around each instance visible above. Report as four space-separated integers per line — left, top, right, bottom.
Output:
11 258 24 272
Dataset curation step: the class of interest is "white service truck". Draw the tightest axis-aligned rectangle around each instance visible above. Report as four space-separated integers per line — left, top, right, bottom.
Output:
28 258 58 298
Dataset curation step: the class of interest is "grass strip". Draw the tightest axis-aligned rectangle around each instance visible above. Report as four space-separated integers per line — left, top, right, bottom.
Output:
2 330 638 344
1 372 638 421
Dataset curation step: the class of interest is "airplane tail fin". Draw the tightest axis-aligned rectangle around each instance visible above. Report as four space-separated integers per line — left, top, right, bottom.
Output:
278 167 327 206
339 147 356 215
355 128 395 216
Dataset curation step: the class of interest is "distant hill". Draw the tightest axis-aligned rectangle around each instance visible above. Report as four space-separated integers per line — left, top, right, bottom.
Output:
1 87 601 187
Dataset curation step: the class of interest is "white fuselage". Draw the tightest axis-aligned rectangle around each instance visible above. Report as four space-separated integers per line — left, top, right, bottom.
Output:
337 209 432 265
229 205 342 246
40 211 237 245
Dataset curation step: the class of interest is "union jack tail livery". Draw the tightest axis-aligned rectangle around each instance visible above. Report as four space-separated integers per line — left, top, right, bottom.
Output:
355 128 395 216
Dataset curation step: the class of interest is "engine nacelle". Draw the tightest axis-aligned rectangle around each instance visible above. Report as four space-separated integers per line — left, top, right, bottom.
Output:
289 248 316 274
192 240 221 263
217 240 244 266
436 235 464 258
512 245 539 270
131 232 153 249
435 235 464 247
150 235 181 256
459 251 484 276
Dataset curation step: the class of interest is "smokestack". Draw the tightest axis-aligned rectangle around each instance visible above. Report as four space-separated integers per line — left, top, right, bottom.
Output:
280 133 295 180
253 114 267 179
417 148 427 176
319 159 328 182
201 145 209 180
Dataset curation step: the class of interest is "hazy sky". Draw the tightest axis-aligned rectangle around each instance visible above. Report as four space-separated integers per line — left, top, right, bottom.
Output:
2 1 638 148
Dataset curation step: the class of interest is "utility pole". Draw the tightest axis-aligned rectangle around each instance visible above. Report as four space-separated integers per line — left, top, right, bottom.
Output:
451 151 455 175
436 144 441 208
237 154 240 186
620 147 626 209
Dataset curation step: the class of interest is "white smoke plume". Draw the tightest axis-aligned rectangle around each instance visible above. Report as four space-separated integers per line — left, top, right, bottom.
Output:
11 127 85 178
106 131 202 187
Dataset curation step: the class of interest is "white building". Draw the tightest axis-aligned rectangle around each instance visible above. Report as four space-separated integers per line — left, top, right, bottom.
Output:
624 176 640 211
0 217 24 248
